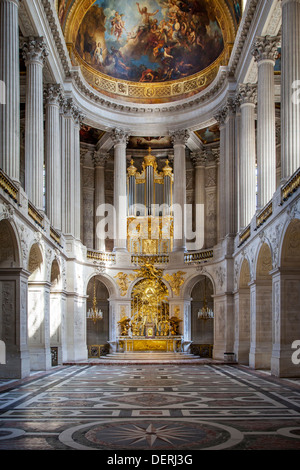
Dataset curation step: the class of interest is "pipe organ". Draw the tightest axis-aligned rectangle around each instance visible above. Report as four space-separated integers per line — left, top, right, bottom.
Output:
127 148 174 254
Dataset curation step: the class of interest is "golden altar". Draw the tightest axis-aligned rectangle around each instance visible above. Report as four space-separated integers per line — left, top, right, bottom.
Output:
118 336 183 353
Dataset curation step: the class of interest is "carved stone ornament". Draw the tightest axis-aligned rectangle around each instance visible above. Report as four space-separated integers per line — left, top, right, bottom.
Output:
170 130 190 146
110 128 130 146
237 83 257 106
22 36 49 65
251 35 280 63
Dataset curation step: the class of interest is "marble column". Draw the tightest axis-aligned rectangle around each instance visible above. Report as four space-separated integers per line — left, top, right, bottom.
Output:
44 84 63 231
237 84 257 229
0 0 20 182
281 0 300 180
22 37 48 211
74 109 82 241
214 108 227 240
170 130 190 252
93 152 108 252
111 129 129 252
252 35 279 209
192 151 206 250
61 98 83 239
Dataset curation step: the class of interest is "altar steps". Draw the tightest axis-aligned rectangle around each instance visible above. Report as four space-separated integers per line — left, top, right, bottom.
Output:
70 351 218 365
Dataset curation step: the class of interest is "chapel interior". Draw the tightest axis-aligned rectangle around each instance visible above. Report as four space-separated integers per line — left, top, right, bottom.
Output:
0 0 300 383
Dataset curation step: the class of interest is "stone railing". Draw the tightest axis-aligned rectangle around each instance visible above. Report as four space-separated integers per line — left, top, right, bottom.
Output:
131 254 170 265
256 200 273 229
184 249 214 264
0 169 19 203
28 201 45 229
281 167 300 204
238 225 251 247
87 250 116 264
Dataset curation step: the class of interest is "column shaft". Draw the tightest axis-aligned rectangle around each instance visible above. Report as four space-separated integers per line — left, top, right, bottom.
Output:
281 0 300 179
111 129 129 252
252 36 279 208
22 37 48 211
0 0 20 181
45 85 62 230
94 153 107 251
170 130 189 252
237 85 257 229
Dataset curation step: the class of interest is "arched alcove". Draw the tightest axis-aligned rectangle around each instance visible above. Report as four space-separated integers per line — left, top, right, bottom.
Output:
86 276 110 357
28 243 44 281
250 242 273 370
0 219 20 267
234 258 251 364
49 258 63 366
190 275 214 358
275 219 300 376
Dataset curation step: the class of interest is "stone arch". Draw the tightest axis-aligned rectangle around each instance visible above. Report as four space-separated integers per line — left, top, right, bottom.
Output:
49 258 63 366
272 218 300 377
85 272 117 300
86 276 110 356
28 242 44 281
190 275 214 358
256 242 273 281
50 258 61 290
128 275 173 300
0 219 21 267
280 218 300 270
183 271 216 301
250 242 273 370
234 258 251 365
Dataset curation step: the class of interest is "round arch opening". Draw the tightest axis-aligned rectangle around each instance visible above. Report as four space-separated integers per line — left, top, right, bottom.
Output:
86 276 110 357
190 275 214 358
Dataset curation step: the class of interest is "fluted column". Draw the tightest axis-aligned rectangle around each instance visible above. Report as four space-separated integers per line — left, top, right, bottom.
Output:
252 35 280 208
44 84 63 230
170 130 190 252
192 152 206 250
0 0 20 182
111 129 129 252
281 0 300 179
237 84 257 229
214 107 227 240
93 152 108 252
61 98 84 239
22 37 48 211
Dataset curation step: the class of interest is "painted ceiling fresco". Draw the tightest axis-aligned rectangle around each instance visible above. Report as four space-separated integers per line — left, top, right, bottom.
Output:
57 0 242 101
76 0 225 83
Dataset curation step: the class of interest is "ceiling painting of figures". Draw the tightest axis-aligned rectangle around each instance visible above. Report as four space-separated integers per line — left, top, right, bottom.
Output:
74 0 225 83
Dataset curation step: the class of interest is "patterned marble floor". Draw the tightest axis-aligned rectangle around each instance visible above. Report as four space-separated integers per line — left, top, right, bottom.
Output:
0 363 300 452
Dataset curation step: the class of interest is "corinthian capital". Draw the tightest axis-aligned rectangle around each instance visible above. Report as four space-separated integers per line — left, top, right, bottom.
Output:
44 84 63 107
62 97 84 125
93 152 109 168
237 83 257 106
22 36 49 65
170 129 190 146
251 35 280 63
110 128 130 145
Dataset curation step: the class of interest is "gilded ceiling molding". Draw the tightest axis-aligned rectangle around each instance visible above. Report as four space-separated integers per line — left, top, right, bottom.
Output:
62 0 237 104
38 0 261 115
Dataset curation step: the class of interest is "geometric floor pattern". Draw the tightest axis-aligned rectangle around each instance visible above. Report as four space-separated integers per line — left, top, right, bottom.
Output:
1 364 300 451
